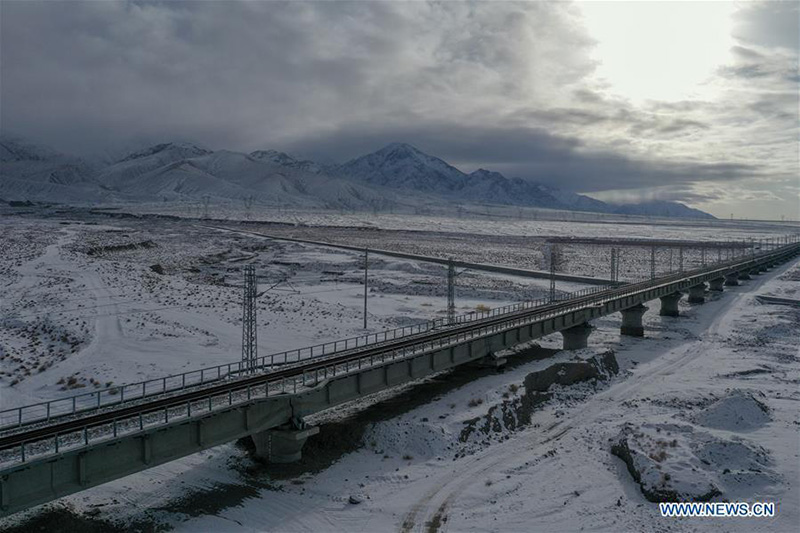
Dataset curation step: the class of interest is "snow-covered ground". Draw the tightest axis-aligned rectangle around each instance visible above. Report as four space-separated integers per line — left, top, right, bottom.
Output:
1 212 566 410
1 209 798 532
126 202 797 241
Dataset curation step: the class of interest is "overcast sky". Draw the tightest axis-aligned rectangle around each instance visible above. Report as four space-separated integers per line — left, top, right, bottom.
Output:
1 1 798 218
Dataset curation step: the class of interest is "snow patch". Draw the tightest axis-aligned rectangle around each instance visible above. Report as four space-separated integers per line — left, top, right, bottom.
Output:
693 390 771 432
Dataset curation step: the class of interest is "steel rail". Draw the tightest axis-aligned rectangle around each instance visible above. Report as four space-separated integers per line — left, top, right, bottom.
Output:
0 285 613 451
1 243 795 456
0 284 610 431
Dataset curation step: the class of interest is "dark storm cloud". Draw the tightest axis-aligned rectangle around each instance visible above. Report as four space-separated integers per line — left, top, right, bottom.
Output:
0 0 797 217
1 0 596 155
287 120 755 194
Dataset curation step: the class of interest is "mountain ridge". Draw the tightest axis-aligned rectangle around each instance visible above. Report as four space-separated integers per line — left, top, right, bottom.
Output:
0 135 715 219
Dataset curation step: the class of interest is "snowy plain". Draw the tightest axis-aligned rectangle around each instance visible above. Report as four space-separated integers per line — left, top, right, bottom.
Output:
0 206 798 532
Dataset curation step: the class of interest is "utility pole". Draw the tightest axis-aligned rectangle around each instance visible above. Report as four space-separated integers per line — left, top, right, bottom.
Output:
650 246 656 280
447 258 456 325
241 264 257 373
701 246 706 266
678 247 684 273
610 248 616 283
547 244 557 300
363 249 369 329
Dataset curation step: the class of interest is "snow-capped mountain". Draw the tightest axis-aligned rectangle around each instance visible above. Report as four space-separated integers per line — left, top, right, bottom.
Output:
336 143 715 218
0 135 106 203
0 136 714 219
460 169 548 207
337 143 467 194
249 149 324 174
337 143 616 212
0 136 97 186
95 143 395 209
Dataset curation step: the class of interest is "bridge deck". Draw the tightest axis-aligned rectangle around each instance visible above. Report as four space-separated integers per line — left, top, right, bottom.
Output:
0 242 797 517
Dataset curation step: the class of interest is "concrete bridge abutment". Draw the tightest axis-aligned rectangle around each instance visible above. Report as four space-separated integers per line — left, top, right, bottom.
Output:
620 304 647 337
561 322 593 350
659 292 682 317
251 425 320 463
724 272 740 286
708 277 724 292
688 283 706 304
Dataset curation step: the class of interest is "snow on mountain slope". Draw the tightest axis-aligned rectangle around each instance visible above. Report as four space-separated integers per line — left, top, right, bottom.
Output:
193 150 397 208
249 149 324 174
97 145 397 209
338 143 713 218
463 169 574 208
106 159 253 201
0 136 715 219
0 136 60 163
0 136 96 186
337 142 467 194
0 136 107 203
338 144 611 212
96 142 213 191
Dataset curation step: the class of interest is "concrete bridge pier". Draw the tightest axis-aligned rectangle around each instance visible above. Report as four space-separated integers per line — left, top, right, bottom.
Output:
708 277 724 292
251 424 320 463
748 268 760 276
659 292 683 317
688 283 706 304
738 270 751 281
620 304 647 337
561 322 593 350
724 272 740 286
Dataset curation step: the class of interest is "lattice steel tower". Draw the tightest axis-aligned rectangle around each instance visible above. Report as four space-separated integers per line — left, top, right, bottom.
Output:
242 264 258 372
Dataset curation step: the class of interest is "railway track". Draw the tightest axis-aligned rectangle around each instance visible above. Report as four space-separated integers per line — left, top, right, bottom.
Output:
0 274 652 452
1 246 793 455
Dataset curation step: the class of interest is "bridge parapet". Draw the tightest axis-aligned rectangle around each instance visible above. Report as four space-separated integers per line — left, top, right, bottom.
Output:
0 241 798 517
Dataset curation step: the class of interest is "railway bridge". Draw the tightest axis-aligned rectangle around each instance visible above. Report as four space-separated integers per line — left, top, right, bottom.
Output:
0 241 798 517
